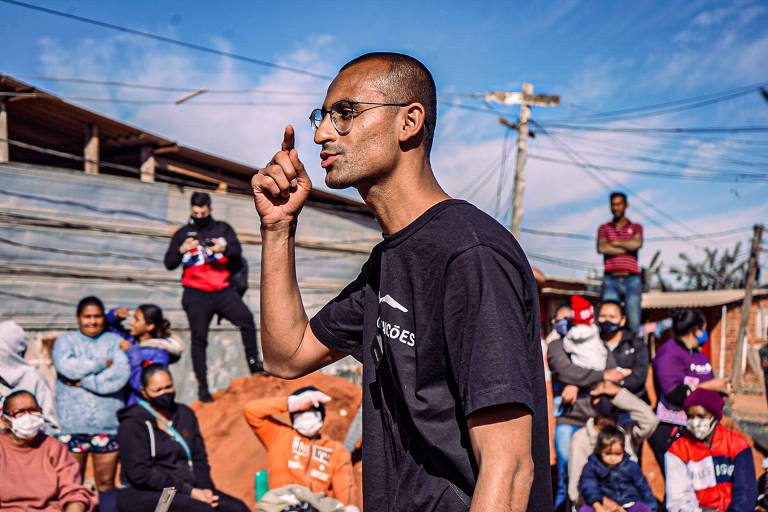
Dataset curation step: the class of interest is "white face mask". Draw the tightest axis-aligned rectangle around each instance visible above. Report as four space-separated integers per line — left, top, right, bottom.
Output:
5 413 45 440
687 416 716 440
293 410 323 437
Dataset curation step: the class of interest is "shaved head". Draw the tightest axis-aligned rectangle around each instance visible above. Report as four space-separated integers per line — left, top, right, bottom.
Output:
340 52 437 156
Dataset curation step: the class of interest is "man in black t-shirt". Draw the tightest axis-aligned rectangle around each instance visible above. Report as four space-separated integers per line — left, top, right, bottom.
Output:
251 52 551 511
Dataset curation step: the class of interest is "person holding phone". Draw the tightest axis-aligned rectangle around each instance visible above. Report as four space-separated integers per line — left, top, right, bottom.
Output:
164 192 263 403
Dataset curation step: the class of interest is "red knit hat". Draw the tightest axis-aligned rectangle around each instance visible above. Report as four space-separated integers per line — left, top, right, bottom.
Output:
683 388 724 421
571 295 594 325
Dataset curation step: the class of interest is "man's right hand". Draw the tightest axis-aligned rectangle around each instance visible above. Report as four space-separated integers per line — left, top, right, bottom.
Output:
252 125 312 228
590 380 622 398
603 368 628 383
561 384 579 405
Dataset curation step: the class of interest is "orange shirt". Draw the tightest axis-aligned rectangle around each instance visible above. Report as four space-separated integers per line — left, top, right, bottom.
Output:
243 397 358 507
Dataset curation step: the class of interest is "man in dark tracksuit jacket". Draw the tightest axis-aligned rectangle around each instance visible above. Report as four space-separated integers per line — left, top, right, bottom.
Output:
164 192 262 402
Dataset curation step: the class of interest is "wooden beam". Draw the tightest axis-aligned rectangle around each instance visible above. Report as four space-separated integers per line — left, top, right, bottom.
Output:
83 123 99 174
140 145 156 183
0 99 8 163
155 156 249 189
153 144 179 155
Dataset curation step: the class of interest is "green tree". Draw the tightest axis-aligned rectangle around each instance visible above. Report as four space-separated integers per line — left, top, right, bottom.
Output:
668 242 748 290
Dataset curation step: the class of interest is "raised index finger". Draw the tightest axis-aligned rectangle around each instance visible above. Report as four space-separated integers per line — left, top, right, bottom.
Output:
281 124 295 152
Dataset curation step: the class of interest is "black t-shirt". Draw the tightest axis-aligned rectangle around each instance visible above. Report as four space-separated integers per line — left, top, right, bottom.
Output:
310 200 552 511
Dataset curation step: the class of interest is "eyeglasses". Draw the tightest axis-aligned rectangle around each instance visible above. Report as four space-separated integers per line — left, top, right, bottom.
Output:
3 406 42 419
310 100 409 135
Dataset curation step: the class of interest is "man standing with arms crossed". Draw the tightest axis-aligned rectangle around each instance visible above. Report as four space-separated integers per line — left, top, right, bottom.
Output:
251 53 550 511
597 192 644 335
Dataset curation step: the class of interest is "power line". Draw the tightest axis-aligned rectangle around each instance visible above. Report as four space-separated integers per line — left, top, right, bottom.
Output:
549 81 768 122
0 91 314 107
0 0 332 80
3 74 321 96
520 226 752 242
539 122 768 134
528 154 768 183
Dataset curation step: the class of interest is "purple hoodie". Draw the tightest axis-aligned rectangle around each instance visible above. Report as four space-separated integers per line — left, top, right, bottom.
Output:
652 338 714 425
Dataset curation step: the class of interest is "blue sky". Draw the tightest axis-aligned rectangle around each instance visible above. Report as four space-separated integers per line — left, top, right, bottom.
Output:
1 0 767 283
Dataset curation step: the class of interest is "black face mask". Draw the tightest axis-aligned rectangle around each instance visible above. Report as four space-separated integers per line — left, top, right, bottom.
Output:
190 215 212 228
598 320 622 340
147 391 176 411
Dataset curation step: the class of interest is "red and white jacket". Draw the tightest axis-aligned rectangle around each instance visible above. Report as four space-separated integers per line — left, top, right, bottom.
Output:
665 423 757 512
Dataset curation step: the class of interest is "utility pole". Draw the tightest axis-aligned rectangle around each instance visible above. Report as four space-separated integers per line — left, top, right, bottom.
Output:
731 223 764 390
484 84 559 238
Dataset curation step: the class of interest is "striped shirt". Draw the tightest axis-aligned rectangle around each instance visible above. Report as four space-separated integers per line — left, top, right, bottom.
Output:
598 218 642 274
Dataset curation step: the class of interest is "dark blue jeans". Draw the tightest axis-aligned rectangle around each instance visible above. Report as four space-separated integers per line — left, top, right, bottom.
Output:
602 273 642 334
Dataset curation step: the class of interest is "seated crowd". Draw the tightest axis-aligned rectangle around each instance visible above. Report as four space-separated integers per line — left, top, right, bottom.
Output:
2 290 766 511
544 296 762 512
0 294 359 512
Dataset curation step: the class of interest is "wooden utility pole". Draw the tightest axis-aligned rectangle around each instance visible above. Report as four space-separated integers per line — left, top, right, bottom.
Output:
731 223 764 389
0 99 8 164
485 84 559 238
83 124 99 174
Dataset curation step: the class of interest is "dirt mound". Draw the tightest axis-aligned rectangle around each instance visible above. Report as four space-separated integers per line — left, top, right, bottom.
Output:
190 373 363 508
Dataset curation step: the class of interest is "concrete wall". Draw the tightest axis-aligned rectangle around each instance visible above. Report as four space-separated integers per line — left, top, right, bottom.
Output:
0 163 376 402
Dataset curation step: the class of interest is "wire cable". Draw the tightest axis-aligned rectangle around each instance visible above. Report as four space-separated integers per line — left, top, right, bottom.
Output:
0 0 332 80
3 74 320 96
537 122 768 134
548 82 768 123
520 226 752 242
527 154 768 183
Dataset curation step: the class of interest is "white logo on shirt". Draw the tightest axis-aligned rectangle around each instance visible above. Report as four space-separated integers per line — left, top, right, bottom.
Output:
379 294 409 313
686 456 717 490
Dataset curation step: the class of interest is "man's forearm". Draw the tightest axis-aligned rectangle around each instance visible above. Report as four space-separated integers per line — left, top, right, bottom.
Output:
260 223 309 373
470 456 533 511
612 239 642 251
597 241 626 256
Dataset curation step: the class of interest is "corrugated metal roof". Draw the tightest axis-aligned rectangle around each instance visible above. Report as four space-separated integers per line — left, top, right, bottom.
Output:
0 74 372 215
642 289 768 309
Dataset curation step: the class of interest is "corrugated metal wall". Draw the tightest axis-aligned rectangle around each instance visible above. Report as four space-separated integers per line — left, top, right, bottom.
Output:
0 163 376 402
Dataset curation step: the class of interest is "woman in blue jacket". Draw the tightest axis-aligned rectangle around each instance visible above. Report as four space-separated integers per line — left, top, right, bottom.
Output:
106 304 184 405
578 425 656 512
52 296 130 512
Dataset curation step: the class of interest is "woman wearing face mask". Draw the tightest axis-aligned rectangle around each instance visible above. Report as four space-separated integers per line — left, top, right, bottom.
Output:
105 304 184 405
649 308 733 474
52 296 131 512
596 301 649 402
0 389 97 511
665 388 757 511
243 386 360 512
116 364 249 512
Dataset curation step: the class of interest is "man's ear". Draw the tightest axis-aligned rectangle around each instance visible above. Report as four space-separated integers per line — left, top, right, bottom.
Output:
620 315 627 327
398 103 426 145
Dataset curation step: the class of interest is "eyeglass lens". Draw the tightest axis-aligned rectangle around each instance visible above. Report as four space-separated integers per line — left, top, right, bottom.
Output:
311 101 355 135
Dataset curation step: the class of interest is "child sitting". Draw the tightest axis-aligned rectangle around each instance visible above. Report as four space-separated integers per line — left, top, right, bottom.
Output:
578 425 657 512
563 296 607 372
